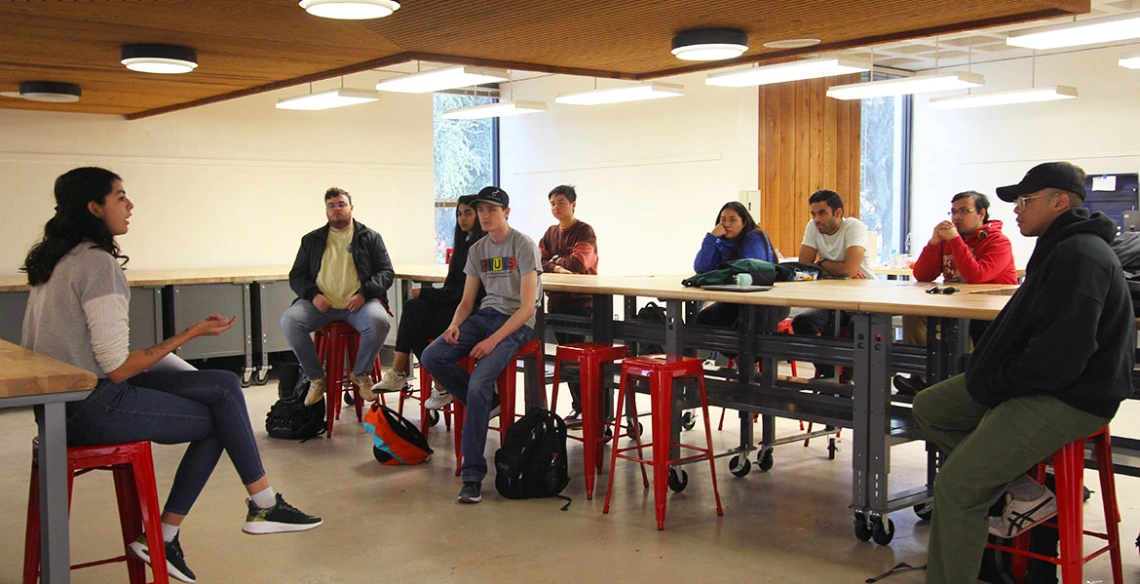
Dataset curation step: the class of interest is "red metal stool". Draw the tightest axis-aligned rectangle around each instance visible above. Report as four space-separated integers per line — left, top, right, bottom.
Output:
414 354 472 476
432 339 546 477
603 354 723 530
986 427 1123 584
314 322 383 438
551 342 628 500
24 440 169 584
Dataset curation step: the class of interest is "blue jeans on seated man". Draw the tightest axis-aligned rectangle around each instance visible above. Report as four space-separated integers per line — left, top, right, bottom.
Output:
280 298 392 381
420 307 533 484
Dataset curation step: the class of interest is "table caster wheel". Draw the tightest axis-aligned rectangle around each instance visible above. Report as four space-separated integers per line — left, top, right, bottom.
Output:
668 468 688 493
729 455 751 477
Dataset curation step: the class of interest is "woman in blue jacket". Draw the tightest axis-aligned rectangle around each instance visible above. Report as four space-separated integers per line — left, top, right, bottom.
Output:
693 201 786 329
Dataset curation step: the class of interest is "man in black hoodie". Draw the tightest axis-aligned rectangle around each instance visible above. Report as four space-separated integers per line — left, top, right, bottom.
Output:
912 162 1134 584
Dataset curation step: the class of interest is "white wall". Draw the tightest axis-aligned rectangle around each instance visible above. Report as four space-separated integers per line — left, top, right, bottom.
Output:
498 72 759 276
911 46 1140 266
0 71 435 276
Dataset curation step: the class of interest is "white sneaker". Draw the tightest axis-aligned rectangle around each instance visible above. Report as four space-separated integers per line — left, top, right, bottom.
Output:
988 475 1058 539
374 369 409 393
351 373 378 401
303 377 327 406
424 385 453 410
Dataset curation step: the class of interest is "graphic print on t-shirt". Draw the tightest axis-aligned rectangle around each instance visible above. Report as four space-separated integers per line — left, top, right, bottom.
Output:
480 256 518 274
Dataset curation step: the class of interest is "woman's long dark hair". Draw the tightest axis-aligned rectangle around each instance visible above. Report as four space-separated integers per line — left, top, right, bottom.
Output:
451 194 486 257
715 201 764 261
22 167 128 286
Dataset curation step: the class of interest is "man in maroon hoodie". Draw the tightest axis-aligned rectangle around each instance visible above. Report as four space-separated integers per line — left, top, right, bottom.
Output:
895 191 1018 394
539 185 598 421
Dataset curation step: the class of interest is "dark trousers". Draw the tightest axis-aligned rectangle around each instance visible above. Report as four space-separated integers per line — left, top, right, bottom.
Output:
394 297 459 360
695 302 791 359
551 305 591 411
791 308 854 380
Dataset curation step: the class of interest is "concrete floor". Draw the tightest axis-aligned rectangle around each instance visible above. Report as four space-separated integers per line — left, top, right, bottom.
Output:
3 370 1139 584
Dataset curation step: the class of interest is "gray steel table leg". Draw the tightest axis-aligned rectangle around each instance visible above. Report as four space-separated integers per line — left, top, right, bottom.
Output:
851 312 892 515
665 300 684 461
36 401 71 584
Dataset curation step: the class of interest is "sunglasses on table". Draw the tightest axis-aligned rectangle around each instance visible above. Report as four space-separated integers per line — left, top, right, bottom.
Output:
926 286 958 295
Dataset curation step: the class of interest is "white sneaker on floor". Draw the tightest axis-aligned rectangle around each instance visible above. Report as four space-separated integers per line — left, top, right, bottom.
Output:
988 475 1058 539
424 386 453 410
374 369 409 393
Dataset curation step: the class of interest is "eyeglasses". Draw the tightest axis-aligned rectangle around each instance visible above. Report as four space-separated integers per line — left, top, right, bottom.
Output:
1015 193 1054 211
925 286 958 295
326 202 349 210
947 208 977 217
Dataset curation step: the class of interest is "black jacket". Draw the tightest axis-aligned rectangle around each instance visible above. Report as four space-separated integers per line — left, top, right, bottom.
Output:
418 233 485 307
966 209 1135 418
289 220 394 308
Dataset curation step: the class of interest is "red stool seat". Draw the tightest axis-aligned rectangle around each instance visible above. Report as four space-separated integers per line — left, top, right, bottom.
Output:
986 427 1122 584
603 354 723 530
314 322 383 438
551 342 628 500
24 440 169 584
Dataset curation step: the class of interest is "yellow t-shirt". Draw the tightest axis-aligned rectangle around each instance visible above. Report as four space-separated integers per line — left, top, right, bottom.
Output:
316 225 362 309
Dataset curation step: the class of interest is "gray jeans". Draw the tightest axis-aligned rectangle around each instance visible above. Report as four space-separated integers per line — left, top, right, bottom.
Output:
912 374 1110 584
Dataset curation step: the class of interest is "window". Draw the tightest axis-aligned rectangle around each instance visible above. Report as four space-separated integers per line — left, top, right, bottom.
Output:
432 93 498 263
859 73 913 265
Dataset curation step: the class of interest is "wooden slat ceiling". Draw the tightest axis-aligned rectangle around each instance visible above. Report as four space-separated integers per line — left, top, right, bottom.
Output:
0 0 1089 119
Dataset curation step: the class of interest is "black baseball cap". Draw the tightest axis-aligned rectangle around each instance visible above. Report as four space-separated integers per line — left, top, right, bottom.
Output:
996 162 1086 203
474 186 509 208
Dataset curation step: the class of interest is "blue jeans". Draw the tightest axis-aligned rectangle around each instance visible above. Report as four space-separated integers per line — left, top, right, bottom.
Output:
65 369 265 516
280 298 392 381
421 307 533 483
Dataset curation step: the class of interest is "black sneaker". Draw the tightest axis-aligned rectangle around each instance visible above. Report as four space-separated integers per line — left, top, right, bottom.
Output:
458 481 482 504
127 533 196 584
892 374 926 395
242 493 323 535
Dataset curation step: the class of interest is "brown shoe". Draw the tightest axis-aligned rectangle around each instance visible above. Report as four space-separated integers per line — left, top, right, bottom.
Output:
303 377 327 406
352 373 378 401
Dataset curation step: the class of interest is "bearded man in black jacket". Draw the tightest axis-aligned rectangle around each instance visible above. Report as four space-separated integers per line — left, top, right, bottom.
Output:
912 162 1135 584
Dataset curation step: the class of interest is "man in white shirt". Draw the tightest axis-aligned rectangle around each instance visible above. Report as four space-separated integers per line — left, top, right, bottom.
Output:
793 189 875 381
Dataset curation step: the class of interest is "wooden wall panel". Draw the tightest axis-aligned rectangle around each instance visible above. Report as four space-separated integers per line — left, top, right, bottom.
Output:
758 73 862 259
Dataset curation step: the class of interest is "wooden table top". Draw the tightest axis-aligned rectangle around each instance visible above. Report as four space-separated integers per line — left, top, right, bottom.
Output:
0 340 98 400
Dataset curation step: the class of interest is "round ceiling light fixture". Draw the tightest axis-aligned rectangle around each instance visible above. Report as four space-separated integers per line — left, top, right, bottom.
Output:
671 28 749 61
299 0 400 19
763 38 822 49
121 44 199 74
19 81 82 103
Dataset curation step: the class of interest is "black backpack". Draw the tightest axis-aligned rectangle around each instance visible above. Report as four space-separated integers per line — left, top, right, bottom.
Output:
494 409 571 509
633 301 667 355
265 362 326 441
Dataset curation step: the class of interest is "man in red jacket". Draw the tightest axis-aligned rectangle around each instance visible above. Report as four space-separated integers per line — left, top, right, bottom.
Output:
895 191 1018 394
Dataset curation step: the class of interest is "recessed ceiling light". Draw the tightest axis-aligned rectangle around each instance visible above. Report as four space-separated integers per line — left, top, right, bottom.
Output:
672 28 749 61
299 0 400 19
19 81 82 103
121 44 198 74
1120 51 1140 69
763 38 822 49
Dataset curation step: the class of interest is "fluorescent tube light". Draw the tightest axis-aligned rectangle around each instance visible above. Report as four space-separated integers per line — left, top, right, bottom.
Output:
928 85 1077 109
555 83 684 105
376 66 510 93
826 71 985 100
276 88 380 110
1006 13 1140 50
441 100 547 120
1120 51 1140 69
706 56 871 87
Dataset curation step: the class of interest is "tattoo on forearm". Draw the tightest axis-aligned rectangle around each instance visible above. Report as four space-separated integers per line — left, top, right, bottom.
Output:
142 338 176 358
